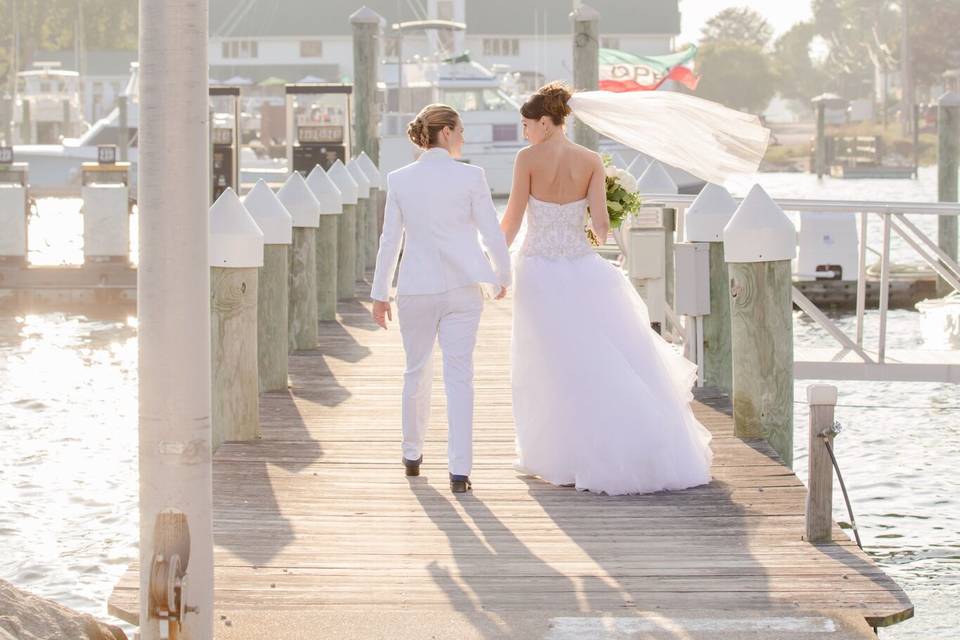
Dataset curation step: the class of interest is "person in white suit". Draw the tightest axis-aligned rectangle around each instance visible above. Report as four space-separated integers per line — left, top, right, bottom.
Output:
370 103 511 494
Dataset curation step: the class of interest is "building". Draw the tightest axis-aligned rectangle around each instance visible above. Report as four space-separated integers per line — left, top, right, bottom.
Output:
209 0 680 89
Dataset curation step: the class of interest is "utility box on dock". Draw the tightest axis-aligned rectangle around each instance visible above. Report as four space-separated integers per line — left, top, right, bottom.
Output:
285 84 353 175
627 207 667 333
0 148 29 265
81 150 131 263
674 242 711 316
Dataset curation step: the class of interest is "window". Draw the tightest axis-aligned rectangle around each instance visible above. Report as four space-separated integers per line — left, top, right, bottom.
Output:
601 37 621 50
300 40 323 58
222 39 258 59
482 38 519 57
492 124 517 142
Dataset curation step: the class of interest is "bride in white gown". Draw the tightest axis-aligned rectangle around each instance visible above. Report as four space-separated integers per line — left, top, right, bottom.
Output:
500 83 714 496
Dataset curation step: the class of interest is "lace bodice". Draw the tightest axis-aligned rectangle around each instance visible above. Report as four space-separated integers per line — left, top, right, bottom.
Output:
520 196 594 259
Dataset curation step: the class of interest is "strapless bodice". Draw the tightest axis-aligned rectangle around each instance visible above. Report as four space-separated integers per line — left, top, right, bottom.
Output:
520 196 594 259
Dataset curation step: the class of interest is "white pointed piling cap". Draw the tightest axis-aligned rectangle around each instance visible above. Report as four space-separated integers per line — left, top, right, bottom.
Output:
327 159 359 205
209 188 264 268
685 183 739 242
636 160 678 195
570 4 600 21
242 180 293 245
627 154 649 178
277 172 321 228
357 151 383 190
305 165 343 215
723 184 797 263
347 159 372 198
938 91 960 107
350 6 383 23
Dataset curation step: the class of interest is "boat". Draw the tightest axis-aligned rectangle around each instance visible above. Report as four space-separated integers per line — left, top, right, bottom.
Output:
377 22 703 195
10 63 88 145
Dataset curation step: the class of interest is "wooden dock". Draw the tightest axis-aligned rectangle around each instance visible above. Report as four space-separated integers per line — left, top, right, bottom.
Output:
109 294 913 639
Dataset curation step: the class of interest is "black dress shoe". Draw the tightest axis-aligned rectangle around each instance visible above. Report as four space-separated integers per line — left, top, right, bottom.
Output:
403 455 422 477
449 473 472 493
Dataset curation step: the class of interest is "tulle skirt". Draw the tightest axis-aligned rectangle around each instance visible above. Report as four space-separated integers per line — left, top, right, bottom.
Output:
511 251 713 495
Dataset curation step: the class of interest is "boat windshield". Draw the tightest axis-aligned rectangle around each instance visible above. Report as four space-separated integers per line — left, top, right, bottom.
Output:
439 89 517 112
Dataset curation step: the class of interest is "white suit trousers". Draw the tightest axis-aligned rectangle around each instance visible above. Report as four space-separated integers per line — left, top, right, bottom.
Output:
396 285 484 476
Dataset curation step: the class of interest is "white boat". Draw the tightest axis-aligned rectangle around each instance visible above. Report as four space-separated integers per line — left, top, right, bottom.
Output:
11 63 88 145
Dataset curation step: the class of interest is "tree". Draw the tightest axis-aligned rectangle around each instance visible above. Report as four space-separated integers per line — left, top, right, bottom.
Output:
700 7 774 50
772 21 829 105
0 0 137 88
695 41 777 113
909 0 960 88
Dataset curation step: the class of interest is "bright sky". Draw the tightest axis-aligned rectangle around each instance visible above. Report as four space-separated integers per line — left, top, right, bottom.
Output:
678 0 814 46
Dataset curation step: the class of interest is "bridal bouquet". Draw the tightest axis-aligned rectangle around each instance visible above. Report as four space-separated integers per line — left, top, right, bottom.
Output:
587 155 642 246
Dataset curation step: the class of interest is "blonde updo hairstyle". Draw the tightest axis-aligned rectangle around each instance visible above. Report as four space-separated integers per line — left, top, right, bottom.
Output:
521 82 573 125
407 103 460 149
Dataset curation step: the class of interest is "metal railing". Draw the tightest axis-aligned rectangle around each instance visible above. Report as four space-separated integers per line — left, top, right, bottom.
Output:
640 193 960 367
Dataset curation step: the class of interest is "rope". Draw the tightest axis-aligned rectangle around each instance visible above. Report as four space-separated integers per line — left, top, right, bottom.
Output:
822 435 863 550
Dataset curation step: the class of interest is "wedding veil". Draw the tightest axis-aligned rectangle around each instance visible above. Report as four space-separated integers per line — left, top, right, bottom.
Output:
567 90 771 186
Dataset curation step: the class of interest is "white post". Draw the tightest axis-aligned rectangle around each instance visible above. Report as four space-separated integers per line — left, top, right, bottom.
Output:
305 166 343 322
724 185 798 467
277 172 321 351
347 158 372 278
242 180 293 393
210 189 264 451
138 0 213 636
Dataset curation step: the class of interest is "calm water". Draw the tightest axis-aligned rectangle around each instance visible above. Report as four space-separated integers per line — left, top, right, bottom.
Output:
1 168 958 637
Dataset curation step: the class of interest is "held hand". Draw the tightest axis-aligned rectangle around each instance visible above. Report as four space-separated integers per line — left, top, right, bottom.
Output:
372 300 392 329
495 286 508 300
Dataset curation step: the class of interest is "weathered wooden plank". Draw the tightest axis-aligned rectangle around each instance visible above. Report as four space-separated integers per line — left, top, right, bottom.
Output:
108 295 913 635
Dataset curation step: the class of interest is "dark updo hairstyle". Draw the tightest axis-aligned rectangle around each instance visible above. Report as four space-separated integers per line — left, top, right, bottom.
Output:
407 103 460 149
520 81 573 126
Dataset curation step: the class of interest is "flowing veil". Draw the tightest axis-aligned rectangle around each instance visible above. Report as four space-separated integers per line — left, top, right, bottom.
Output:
567 90 771 185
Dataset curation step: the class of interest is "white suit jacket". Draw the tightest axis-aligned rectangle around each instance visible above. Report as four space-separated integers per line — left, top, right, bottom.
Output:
370 147 511 302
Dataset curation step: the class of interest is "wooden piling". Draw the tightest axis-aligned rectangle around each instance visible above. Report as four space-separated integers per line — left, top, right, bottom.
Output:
328 160 359 299
351 9 381 181
277 173 322 350
211 266 260 449
805 384 838 543
209 189 264 452
571 5 600 151
242 180 293 393
305 166 343 322
724 185 797 467
358 152 383 269
258 244 289 390
815 101 826 179
348 159 372 280
937 92 960 297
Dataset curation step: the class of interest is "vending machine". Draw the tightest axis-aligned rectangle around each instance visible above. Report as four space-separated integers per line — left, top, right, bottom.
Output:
210 86 241 202
285 84 353 176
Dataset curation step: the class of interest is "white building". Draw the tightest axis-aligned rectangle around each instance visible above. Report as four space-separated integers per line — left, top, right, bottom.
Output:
209 0 680 88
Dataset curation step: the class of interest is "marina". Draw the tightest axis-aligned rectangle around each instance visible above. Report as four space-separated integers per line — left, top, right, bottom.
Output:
1 1 959 639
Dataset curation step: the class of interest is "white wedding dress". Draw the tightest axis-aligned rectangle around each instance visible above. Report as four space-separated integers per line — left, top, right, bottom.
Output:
511 195 714 495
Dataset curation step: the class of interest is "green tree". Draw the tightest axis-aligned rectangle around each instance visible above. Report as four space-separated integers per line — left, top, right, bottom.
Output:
909 0 960 88
695 41 776 113
700 7 774 50
0 0 137 87
772 21 829 104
